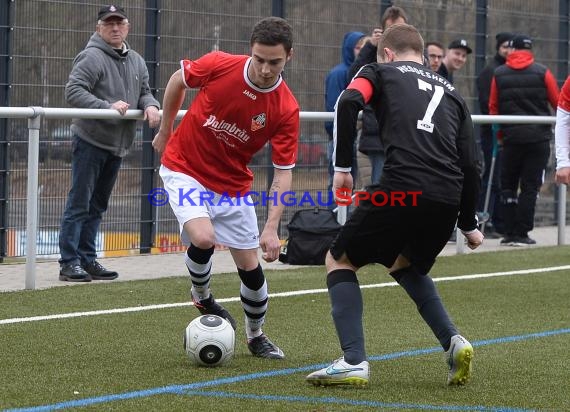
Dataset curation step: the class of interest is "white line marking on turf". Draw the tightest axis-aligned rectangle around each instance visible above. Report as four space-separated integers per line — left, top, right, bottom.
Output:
1 265 569 325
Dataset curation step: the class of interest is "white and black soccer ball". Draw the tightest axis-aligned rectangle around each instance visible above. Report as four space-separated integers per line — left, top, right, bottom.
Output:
183 315 235 367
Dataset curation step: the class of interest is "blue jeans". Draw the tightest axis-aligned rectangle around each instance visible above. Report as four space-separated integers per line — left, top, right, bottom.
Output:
59 136 122 266
368 152 385 185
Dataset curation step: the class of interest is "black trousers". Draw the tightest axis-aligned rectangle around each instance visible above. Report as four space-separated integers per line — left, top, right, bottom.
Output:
500 140 550 237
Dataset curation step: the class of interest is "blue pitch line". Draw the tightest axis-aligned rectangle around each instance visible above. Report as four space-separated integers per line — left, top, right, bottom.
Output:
181 390 534 412
6 328 569 412
367 327 570 363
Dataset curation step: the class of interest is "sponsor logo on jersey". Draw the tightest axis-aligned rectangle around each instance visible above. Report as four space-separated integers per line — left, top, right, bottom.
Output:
251 113 266 131
203 114 250 142
243 89 257 100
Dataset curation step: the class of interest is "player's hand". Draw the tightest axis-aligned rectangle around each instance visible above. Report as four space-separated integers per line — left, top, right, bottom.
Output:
259 230 280 262
462 229 484 250
144 106 161 129
555 167 570 185
111 100 130 116
332 171 353 204
152 129 170 154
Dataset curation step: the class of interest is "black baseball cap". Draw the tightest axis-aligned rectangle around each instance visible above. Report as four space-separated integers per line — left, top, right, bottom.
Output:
448 39 472 54
98 5 127 21
510 34 532 50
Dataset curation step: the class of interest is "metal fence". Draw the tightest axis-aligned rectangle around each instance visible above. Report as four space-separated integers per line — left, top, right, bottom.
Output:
1 0 569 259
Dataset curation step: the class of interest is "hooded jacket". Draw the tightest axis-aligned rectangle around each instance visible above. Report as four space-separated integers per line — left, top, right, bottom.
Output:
324 31 364 139
489 50 559 144
65 33 160 157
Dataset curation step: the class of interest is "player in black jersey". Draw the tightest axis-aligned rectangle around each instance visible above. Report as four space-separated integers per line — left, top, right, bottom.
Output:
306 23 483 388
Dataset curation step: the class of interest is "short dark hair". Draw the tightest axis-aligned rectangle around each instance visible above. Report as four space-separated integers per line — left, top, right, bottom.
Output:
381 6 408 30
425 41 444 51
250 17 293 53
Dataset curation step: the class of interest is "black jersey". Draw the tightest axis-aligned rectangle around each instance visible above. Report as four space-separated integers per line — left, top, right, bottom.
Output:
334 60 479 229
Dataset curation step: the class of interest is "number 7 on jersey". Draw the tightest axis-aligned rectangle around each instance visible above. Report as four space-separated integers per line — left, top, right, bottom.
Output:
417 79 444 133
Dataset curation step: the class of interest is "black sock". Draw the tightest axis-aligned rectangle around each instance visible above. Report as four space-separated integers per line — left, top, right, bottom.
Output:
238 265 267 337
327 269 366 364
390 266 457 350
186 244 215 301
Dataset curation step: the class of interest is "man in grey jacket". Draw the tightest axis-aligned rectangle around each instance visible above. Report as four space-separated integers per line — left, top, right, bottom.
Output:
58 5 160 282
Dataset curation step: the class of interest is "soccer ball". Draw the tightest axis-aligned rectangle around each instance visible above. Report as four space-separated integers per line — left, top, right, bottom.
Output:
183 315 235 367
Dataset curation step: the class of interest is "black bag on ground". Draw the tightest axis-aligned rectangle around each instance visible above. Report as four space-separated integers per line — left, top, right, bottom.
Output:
279 208 341 265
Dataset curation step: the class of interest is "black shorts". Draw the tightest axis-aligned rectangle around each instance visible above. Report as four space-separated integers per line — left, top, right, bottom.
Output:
330 195 459 274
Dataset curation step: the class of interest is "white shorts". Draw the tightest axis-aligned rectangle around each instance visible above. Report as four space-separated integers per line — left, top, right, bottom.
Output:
159 165 259 249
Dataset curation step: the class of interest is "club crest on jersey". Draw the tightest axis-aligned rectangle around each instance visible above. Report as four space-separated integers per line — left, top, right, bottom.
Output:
251 113 266 131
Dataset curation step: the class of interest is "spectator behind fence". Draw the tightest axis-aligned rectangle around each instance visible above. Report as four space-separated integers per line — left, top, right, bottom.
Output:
438 39 472 83
58 5 160 282
489 34 559 246
475 32 513 238
554 76 570 184
348 6 409 187
152 17 299 359
425 41 445 72
306 23 482 388
324 31 365 197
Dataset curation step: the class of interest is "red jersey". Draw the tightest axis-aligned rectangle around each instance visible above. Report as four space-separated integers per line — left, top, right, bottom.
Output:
558 76 570 113
161 52 300 196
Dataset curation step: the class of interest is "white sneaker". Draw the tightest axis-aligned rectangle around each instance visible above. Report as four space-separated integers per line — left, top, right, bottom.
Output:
445 335 473 385
306 357 369 386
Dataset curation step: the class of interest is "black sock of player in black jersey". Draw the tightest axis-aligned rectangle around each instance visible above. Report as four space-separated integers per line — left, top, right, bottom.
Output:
327 269 366 364
390 266 458 351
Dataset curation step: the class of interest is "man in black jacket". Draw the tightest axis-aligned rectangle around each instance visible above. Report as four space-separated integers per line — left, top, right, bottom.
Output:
475 32 513 238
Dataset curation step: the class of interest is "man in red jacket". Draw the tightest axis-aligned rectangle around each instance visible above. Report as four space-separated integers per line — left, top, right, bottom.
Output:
489 34 559 246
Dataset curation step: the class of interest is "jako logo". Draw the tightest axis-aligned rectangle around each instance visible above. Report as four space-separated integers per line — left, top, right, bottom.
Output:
335 189 422 207
243 89 257 100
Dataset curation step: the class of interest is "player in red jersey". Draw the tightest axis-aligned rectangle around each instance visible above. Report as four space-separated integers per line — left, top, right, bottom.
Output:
153 17 299 359
555 76 570 184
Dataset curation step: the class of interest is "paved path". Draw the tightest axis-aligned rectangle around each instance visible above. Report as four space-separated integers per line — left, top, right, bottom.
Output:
0 226 567 292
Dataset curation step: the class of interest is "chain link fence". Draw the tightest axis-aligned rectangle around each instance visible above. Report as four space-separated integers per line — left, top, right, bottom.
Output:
0 0 568 258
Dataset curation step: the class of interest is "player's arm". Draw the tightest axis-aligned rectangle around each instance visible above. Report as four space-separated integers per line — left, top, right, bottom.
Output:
332 78 373 194
555 106 570 184
152 68 187 153
259 168 292 262
335 78 373 170
555 77 570 184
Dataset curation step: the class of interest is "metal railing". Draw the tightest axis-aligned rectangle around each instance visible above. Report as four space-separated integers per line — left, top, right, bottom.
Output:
0 107 565 289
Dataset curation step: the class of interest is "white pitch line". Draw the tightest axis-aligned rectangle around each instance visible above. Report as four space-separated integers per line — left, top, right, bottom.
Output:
2 265 570 325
